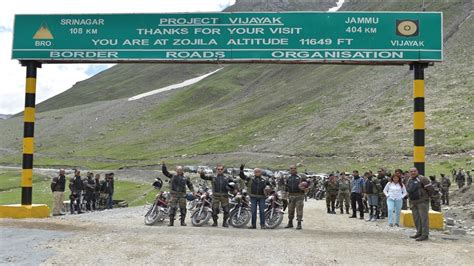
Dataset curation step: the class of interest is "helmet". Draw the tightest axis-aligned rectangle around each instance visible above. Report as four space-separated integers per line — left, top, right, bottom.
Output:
298 181 309 190
264 185 272 195
152 177 163 189
185 192 195 201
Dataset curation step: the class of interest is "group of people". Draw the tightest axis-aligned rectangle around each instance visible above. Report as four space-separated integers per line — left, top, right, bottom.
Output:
161 162 308 230
50 169 115 216
452 168 472 189
159 161 469 242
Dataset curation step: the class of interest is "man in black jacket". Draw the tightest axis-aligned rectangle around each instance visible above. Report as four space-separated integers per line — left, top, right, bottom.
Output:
162 162 194 226
239 164 271 229
51 169 66 216
69 170 83 214
200 164 233 227
83 172 96 211
103 173 115 209
284 165 308 230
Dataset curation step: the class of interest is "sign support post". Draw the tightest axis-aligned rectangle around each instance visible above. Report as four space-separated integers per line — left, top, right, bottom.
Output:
0 61 49 218
20 61 40 205
412 62 428 175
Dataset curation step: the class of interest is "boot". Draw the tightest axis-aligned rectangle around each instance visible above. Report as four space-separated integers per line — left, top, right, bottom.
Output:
285 219 294 228
168 219 174 226
222 221 229 228
248 224 256 229
340 208 343 214
331 207 336 214
180 209 187 226
296 221 302 230
327 207 331 214
212 218 218 227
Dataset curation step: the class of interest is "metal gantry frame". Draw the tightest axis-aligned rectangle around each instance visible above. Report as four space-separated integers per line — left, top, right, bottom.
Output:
17 60 429 205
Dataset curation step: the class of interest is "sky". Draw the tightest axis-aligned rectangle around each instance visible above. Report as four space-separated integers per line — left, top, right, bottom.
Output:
0 0 235 114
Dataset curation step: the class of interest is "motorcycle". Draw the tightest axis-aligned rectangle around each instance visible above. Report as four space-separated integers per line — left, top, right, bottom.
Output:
228 190 251 228
264 191 285 229
144 178 170 225
314 185 326 200
190 186 213 226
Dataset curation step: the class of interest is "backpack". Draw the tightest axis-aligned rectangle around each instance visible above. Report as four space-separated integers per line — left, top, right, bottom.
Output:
406 178 422 201
365 179 374 194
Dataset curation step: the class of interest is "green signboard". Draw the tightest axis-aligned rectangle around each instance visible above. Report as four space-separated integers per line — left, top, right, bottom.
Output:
12 12 442 64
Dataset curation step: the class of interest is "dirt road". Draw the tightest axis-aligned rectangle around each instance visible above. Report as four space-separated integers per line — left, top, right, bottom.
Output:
1 200 473 265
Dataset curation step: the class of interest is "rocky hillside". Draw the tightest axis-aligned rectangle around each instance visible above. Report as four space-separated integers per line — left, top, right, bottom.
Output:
0 0 472 173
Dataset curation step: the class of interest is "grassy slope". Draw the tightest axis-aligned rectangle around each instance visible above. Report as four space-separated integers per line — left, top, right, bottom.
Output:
0 0 472 176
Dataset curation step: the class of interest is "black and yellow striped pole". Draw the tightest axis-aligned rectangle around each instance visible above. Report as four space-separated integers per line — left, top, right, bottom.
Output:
20 61 41 205
412 63 427 175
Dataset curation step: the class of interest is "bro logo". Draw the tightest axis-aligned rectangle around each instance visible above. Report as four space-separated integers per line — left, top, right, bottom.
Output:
396 19 419 37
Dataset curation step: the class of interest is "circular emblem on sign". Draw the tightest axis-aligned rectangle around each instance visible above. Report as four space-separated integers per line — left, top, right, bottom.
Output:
397 21 418 36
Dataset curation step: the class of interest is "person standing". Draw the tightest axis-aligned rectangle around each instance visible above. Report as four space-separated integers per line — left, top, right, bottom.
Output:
383 169 407 227
337 172 351 214
324 174 338 214
51 169 66 216
349 170 365 219
456 168 465 189
406 167 434 241
239 165 271 229
92 174 101 210
467 171 472 186
364 172 380 222
69 170 83 214
83 172 96 211
284 165 308 230
200 164 233 227
104 173 115 209
440 174 451 205
429 175 442 212
377 169 389 219
162 162 194 226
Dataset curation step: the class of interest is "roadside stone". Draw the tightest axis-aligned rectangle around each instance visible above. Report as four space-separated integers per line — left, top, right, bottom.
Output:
452 229 467 235
446 218 455 226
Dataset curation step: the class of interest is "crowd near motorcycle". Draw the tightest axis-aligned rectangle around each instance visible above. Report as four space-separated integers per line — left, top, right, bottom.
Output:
143 167 305 229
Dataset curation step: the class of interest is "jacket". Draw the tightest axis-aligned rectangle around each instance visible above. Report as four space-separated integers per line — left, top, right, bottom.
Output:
239 171 270 198
286 174 305 195
406 175 434 204
51 174 66 192
69 175 83 194
162 165 194 195
200 173 232 196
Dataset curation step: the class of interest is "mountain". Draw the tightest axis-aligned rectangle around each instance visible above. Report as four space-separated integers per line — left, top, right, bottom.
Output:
0 114 12 120
0 0 472 173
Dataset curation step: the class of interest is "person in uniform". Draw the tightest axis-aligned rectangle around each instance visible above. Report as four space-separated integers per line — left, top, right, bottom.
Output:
440 174 451 205
377 169 389 219
324 174 338 214
284 165 308 230
337 172 351 214
83 172 96 211
429 175 441 212
239 164 271 229
51 169 66 216
162 162 195 226
69 170 83 214
200 164 233 227
406 167 434 241
364 172 380 222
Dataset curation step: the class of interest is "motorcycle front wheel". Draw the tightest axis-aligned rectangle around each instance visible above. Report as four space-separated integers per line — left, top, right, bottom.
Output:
265 209 284 229
229 209 251 228
191 209 212 227
144 203 160 225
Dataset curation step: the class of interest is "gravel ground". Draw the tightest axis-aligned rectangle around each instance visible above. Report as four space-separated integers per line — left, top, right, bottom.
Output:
1 200 473 265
